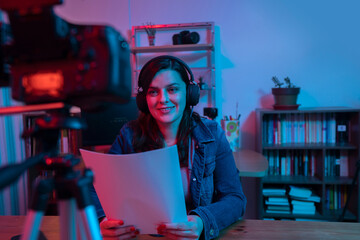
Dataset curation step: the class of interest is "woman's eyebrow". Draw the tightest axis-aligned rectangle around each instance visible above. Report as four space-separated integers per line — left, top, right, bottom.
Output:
148 83 180 89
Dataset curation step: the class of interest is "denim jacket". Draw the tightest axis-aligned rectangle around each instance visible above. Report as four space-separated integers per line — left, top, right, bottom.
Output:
91 117 246 240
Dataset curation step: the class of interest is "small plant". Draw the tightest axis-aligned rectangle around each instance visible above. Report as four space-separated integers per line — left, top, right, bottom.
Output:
144 22 156 37
272 76 296 88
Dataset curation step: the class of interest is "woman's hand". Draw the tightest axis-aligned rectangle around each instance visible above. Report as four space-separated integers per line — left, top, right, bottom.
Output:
157 215 204 240
100 217 139 240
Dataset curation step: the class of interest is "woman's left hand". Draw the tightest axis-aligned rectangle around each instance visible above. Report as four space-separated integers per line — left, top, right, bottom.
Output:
157 215 204 240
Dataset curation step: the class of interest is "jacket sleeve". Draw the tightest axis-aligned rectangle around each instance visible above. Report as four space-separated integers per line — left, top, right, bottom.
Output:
190 122 247 240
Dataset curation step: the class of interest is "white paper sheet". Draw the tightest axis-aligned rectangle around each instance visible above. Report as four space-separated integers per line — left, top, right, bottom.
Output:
80 146 187 234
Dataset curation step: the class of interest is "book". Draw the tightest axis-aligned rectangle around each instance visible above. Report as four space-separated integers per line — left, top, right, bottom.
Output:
263 188 286 197
289 185 312 198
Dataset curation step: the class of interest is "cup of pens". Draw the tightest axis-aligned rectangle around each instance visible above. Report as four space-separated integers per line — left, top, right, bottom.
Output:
221 115 241 152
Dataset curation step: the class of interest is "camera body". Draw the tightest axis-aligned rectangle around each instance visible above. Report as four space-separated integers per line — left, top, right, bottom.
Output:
172 30 200 45
0 0 131 108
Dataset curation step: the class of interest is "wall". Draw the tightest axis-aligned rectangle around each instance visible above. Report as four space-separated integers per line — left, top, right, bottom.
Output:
1 0 359 218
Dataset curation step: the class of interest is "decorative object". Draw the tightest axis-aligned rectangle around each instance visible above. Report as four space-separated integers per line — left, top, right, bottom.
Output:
271 76 300 110
144 22 156 46
221 119 241 152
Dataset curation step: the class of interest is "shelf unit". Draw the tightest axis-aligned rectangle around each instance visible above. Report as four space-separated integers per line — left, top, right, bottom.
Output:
256 107 360 222
130 22 216 112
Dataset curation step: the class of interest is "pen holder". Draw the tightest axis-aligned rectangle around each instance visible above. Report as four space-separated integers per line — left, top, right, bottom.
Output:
221 120 241 152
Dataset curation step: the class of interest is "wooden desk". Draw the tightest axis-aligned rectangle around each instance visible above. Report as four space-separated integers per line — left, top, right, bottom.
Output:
233 149 268 177
1 216 359 240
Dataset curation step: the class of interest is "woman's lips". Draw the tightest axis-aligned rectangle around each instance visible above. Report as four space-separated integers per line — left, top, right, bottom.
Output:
158 106 175 113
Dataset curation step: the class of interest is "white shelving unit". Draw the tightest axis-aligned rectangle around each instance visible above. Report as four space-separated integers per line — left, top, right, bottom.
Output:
130 22 216 113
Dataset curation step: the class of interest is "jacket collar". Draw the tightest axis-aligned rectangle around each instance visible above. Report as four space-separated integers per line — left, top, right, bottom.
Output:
191 118 215 144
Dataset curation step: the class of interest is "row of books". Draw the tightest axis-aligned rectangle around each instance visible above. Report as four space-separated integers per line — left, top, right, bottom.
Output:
325 185 348 210
263 186 320 215
264 149 350 177
324 150 349 177
262 113 349 145
264 150 316 177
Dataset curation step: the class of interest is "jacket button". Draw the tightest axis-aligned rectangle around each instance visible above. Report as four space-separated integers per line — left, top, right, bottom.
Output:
195 145 199 149
210 229 214 236
192 177 197 182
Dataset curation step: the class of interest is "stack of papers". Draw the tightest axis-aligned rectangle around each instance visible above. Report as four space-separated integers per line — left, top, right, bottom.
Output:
80 146 187 234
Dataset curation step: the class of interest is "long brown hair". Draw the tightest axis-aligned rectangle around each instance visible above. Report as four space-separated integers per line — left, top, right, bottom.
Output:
131 109 200 166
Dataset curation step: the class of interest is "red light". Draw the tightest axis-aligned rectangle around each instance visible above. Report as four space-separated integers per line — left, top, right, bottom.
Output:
45 158 52 165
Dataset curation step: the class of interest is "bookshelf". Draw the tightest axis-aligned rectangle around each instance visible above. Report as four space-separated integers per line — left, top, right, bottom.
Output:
256 107 360 222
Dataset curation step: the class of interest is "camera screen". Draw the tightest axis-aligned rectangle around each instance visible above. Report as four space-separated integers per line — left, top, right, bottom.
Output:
22 70 64 98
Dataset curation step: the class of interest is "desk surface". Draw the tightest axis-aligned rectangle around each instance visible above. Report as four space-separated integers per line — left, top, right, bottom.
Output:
233 149 268 177
2 216 359 240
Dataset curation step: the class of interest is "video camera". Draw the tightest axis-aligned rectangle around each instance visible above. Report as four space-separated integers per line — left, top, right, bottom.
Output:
0 0 131 109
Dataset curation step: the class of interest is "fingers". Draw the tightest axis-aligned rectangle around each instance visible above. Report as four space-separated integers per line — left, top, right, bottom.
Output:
101 219 124 229
103 228 139 240
101 225 136 237
158 223 199 239
163 230 199 239
100 218 139 239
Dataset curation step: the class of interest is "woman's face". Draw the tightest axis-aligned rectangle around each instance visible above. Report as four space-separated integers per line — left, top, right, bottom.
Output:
146 69 187 128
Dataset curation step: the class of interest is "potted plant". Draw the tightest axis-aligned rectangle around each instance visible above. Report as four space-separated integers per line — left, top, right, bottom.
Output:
271 76 300 109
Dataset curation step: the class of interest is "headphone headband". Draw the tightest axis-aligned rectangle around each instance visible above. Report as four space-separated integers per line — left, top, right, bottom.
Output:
138 55 194 90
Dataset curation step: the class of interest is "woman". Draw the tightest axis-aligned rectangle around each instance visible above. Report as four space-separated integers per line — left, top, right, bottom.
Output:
93 55 246 240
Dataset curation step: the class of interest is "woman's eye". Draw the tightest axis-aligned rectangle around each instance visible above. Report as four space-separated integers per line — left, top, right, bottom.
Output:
168 87 178 93
147 89 158 96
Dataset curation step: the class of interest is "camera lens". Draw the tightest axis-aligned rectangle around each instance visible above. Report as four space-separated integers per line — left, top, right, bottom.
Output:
188 32 200 44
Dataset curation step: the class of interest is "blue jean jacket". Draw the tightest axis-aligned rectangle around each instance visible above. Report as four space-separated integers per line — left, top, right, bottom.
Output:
90 117 246 240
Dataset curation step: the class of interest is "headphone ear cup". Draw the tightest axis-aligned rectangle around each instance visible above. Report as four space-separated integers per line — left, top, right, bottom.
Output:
136 92 149 113
186 83 200 107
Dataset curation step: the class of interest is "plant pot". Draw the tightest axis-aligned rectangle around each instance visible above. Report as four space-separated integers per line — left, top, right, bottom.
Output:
272 87 300 106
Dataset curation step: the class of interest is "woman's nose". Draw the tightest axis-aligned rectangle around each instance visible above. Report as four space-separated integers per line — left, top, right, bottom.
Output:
159 89 169 102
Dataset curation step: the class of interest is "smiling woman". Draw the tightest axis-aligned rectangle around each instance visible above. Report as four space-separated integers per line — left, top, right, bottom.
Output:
90 55 246 240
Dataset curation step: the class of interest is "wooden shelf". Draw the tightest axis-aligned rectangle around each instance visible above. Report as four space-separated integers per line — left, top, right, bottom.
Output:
131 44 214 53
323 176 356 185
263 211 323 220
257 108 360 222
263 143 357 150
262 175 322 184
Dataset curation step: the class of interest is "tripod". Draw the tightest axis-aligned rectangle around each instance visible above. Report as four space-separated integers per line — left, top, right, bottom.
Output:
21 155 101 240
2 108 102 240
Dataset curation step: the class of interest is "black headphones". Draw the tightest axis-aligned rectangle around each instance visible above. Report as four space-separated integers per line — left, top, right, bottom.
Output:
136 55 200 113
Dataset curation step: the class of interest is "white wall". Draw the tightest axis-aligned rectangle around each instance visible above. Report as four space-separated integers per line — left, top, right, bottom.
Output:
55 0 360 151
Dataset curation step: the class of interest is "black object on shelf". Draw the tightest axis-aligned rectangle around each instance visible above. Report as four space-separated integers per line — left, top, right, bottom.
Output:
203 107 218 120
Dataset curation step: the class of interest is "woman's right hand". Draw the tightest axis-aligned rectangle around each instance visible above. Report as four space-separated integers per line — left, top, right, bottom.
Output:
100 217 139 239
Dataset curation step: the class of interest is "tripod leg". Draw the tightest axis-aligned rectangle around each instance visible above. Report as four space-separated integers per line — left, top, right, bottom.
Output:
74 169 102 240
21 179 53 240
58 198 77 240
